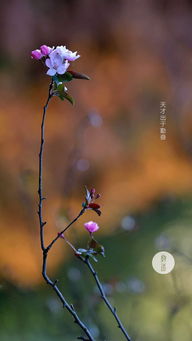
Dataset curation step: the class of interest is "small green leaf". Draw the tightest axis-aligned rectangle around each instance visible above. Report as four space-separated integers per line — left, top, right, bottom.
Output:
88 237 105 257
57 72 73 82
57 83 64 92
63 92 75 106
58 94 65 101
52 75 60 85
96 244 105 257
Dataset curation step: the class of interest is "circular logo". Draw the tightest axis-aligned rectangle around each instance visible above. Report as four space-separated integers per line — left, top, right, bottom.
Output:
152 251 175 274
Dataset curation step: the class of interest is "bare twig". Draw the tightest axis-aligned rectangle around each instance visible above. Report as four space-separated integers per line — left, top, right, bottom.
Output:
62 234 132 341
42 250 95 341
82 257 132 341
37 82 95 341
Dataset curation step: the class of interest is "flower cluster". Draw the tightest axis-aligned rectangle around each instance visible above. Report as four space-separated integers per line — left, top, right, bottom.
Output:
31 45 80 76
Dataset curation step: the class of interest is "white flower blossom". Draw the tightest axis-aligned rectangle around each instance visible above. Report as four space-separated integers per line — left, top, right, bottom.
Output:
45 53 70 76
55 46 80 61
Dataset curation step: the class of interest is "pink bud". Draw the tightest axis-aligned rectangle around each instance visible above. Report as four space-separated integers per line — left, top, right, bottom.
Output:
84 221 100 233
40 45 52 56
90 188 96 198
31 49 43 60
58 232 64 239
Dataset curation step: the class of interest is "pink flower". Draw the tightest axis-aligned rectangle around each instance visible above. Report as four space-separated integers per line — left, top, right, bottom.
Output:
84 221 100 233
31 49 43 60
40 45 52 56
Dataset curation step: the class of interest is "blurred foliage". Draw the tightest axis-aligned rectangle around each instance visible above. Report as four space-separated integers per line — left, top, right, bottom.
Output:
1 197 192 340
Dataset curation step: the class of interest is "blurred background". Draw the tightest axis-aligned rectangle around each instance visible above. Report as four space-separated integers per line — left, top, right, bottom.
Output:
1 0 192 340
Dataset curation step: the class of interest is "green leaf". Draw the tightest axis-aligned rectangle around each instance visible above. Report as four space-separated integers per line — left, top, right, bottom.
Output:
96 244 105 257
58 94 65 101
88 237 105 257
57 83 64 92
57 72 73 82
52 75 60 85
63 92 75 106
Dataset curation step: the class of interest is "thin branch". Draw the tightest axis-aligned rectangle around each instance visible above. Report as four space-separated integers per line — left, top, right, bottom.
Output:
42 250 95 341
45 207 86 252
62 236 132 341
82 257 132 341
37 82 95 341
38 80 53 252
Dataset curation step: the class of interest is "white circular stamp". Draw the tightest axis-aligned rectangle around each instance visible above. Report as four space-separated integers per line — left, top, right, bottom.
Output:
152 251 175 274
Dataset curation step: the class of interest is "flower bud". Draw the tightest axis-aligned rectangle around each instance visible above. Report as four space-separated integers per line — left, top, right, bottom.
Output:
31 49 43 60
90 188 96 198
57 232 64 239
40 45 52 56
88 203 100 209
84 221 100 233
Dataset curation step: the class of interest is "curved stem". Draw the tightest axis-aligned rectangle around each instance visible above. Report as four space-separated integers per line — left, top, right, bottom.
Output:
37 82 95 341
83 257 132 341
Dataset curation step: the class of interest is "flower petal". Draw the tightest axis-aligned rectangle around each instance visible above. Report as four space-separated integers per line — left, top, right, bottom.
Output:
57 64 69 75
53 54 63 67
84 221 100 233
45 58 52 68
46 68 56 76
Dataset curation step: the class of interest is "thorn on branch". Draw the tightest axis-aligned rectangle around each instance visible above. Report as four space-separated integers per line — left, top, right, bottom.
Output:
53 279 58 286
70 304 75 311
